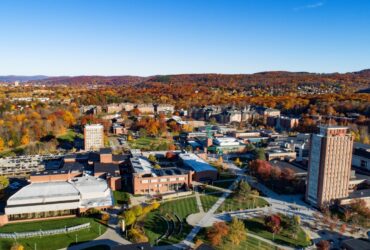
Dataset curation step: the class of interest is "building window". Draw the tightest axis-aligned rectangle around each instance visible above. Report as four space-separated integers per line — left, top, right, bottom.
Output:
361 160 368 168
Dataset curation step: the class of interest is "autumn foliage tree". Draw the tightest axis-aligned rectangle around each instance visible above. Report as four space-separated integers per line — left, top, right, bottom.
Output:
316 240 330 250
264 214 281 233
207 221 229 246
249 160 272 180
227 217 247 246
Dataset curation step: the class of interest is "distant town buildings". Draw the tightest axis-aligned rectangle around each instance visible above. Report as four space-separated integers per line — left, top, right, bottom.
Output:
84 124 104 151
306 126 354 208
155 104 175 114
267 116 299 131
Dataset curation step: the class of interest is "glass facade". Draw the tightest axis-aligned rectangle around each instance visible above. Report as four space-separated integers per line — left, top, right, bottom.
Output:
9 209 78 221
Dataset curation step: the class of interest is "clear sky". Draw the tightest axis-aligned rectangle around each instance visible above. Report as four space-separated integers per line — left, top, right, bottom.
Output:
0 0 369 76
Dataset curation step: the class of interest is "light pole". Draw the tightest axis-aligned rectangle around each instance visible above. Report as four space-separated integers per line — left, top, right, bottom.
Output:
75 234 78 243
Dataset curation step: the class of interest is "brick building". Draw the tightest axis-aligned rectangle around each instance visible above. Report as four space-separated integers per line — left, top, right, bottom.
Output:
84 124 104 151
306 126 353 208
130 156 192 195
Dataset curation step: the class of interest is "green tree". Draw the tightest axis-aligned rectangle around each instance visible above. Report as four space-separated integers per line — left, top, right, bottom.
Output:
124 210 136 226
0 176 9 190
185 145 193 152
131 205 143 217
138 128 147 137
148 154 157 163
209 117 217 125
254 148 266 160
227 217 247 246
235 180 251 200
234 157 242 167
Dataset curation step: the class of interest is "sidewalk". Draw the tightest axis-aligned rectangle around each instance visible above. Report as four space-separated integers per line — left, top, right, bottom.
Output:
63 209 131 250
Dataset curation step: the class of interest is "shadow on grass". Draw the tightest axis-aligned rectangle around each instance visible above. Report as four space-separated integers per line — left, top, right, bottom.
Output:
67 239 119 249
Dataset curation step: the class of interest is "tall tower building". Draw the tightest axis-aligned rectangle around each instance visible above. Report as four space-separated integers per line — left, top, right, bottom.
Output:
84 124 104 151
306 126 353 208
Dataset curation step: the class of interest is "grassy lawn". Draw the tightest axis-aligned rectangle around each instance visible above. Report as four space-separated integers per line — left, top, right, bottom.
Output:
197 227 278 250
0 217 107 250
198 185 221 194
57 129 83 142
217 196 269 213
142 197 199 245
113 190 131 206
244 217 311 248
200 192 223 212
128 137 172 151
200 192 268 213
233 236 279 250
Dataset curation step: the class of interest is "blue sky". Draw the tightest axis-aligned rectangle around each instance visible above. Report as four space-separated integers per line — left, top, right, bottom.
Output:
0 0 369 76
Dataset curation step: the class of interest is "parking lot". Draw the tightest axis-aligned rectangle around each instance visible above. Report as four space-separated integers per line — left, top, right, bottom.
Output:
0 154 64 176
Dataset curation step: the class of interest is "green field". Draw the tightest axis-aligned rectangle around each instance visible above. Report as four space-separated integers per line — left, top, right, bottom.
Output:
0 217 107 250
197 227 278 250
200 192 269 213
198 185 222 194
217 196 269 213
244 217 311 248
200 192 223 212
142 197 199 245
113 191 131 206
128 137 172 151
57 129 83 142
231 235 279 250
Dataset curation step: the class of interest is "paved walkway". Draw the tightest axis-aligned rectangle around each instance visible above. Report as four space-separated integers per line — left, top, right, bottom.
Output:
181 175 243 248
246 231 294 250
63 209 131 250
195 187 204 213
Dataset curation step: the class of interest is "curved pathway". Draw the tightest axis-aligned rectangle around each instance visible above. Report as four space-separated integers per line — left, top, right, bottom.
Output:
63 209 131 250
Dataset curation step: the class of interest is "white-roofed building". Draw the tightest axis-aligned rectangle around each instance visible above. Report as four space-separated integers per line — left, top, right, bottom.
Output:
3 175 112 224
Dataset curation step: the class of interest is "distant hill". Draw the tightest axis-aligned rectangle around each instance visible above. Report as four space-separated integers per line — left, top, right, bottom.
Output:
7 69 370 89
33 76 146 86
0 75 49 82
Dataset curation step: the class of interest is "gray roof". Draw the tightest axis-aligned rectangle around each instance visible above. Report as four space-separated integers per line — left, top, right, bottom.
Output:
179 153 217 172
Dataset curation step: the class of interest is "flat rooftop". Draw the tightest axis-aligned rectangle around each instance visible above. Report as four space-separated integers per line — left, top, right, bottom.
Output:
348 189 370 199
130 156 154 174
154 167 188 176
7 181 79 206
179 153 217 172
